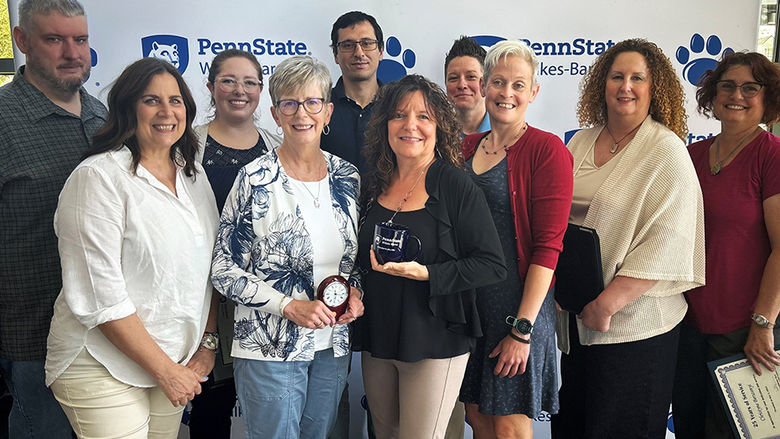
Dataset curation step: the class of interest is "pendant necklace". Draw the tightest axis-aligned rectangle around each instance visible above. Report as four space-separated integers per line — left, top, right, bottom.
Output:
605 121 643 154
387 159 433 224
300 180 323 208
710 127 761 175
481 123 527 155
280 147 325 208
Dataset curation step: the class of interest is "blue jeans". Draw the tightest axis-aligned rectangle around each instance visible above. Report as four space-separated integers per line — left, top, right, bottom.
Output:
234 349 349 439
0 359 72 439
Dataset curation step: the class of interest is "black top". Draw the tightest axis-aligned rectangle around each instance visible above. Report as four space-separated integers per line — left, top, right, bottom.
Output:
0 67 107 360
202 134 267 212
353 159 507 360
355 204 474 360
320 77 381 174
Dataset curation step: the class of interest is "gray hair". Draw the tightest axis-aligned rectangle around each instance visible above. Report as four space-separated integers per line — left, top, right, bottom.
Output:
484 40 539 86
19 0 85 32
268 56 332 103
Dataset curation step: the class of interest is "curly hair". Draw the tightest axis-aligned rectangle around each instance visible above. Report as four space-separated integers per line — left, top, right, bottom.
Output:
84 58 199 177
361 74 462 207
577 38 688 140
696 51 780 125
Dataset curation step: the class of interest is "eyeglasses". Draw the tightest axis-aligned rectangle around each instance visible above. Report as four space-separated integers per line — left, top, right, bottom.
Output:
335 39 379 53
715 80 764 98
216 77 262 93
275 98 325 116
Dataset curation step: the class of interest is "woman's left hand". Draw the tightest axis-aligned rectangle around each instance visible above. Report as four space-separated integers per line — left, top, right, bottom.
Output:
744 326 780 375
370 247 429 280
336 287 365 324
489 334 530 378
185 348 216 377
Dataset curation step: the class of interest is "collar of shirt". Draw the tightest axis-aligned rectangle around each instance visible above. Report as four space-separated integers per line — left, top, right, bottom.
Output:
14 66 105 123
331 76 383 106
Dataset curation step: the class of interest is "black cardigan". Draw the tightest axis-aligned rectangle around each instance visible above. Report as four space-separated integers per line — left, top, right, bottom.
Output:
361 159 506 339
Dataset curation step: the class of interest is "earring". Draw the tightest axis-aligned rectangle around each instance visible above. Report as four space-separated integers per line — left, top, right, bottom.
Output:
323 125 330 136
276 126 283 135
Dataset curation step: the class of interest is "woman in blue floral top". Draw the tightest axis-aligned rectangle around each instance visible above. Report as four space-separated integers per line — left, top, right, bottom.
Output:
210 55 363 439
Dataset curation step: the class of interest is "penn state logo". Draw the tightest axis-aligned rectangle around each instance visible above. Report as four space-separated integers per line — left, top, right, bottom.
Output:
141 35 189 74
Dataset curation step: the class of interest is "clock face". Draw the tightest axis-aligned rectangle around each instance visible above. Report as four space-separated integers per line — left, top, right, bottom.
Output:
322 282 349 307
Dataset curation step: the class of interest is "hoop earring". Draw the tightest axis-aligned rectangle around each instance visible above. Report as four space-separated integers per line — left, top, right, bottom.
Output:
276 126 283 135
323 125 330 136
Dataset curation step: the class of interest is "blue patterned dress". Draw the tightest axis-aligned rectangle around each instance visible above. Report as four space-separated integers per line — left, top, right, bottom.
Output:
460 156 559 417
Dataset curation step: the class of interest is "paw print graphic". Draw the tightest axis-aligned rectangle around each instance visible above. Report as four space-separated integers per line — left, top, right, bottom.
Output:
377 36 416 83
676 34 734 86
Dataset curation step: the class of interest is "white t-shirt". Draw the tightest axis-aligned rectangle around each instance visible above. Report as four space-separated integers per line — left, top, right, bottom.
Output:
287 175 344 351
45 147 219 387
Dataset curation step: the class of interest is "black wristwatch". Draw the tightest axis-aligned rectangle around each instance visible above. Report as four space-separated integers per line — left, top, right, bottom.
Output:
505 316 534 335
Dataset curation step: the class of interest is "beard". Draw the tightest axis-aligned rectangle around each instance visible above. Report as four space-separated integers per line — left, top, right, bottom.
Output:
26 54 89 94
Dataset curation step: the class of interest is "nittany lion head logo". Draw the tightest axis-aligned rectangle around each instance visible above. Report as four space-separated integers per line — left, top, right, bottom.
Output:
141 35 189 74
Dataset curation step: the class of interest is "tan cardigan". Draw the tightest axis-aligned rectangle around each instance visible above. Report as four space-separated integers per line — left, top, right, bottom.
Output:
563 116 705 346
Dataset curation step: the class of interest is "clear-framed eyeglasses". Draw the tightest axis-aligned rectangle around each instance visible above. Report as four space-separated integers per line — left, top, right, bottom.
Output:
276 98 325 116
216 77 262 93
335 39 379 53
715 80 764 98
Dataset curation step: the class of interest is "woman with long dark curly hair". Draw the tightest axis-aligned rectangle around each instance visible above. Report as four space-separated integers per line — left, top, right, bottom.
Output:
673 51 780 438
353 74 506 439
550 39 705 439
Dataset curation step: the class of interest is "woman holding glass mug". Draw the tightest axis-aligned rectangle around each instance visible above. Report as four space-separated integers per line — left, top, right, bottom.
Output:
354 74 506 439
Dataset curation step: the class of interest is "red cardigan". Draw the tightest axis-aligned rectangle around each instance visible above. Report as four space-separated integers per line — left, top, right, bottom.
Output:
462 126 573 280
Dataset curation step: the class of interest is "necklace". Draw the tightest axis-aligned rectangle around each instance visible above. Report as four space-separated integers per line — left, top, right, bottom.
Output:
710 126 762 175
299 179 323 208
387 159 432 223
279 147 326 207
481 123 528 155
605 122 643 154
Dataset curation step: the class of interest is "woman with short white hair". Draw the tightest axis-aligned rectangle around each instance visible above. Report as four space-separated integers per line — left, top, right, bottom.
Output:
460 40 573 438
211 55 363 439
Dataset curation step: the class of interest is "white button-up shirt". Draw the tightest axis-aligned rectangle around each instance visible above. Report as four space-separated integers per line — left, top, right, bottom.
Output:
45 147 219 387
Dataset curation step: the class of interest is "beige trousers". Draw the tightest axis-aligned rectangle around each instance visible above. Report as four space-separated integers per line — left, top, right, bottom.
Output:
50 350 184 439
362 352 469 439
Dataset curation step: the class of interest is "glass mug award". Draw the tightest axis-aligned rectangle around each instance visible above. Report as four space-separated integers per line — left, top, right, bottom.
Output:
373 221 422 265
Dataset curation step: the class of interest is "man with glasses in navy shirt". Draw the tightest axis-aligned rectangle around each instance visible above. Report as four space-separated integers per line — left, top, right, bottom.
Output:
321 11 384 175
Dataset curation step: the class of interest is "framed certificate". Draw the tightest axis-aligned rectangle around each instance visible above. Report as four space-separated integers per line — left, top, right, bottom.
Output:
708 352 780 439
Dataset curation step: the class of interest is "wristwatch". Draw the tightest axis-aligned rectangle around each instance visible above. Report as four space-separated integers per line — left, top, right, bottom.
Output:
200 331 219 351
505 316 534 335
751 313 776 329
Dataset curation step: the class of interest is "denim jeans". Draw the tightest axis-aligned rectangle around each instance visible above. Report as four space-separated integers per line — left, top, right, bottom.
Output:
234 348 349 439
0 359 72 439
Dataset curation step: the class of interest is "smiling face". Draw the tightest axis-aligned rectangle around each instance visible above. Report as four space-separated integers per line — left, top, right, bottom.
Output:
135 73 187 152
207 56 262 124
15 13 90 95
446 56 485 113
484 55 539 126
712 65 765 128
334 20 382 83
387 90 437 164
270 82 332 147
605 51 652 123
